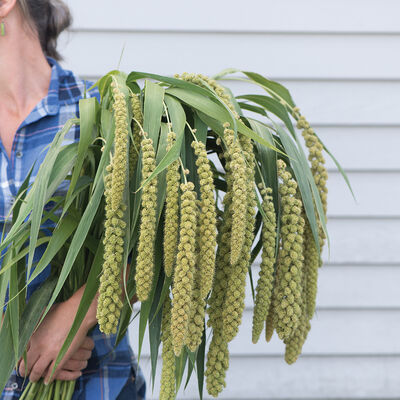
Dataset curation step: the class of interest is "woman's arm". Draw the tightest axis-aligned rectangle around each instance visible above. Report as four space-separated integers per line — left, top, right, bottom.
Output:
19 265 137 384
19 285 98 384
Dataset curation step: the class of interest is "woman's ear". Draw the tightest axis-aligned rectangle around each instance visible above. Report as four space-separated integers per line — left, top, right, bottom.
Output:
0 0 18 19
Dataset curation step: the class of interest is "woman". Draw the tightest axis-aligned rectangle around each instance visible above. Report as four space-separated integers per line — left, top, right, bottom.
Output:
0 1 145 399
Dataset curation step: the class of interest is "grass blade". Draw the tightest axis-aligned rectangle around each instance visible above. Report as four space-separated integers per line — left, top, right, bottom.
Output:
144 80 164 146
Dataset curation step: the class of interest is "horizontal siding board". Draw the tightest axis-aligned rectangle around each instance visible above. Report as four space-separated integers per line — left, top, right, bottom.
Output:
179 168 399 217
245 219 399 265
228 80 400 125
322 218 400 264
130 309 400 357
325 171 400 217
66 0 400 34
59 31 400 79
315 127 400 171
134 355 400 399
247 266 400 309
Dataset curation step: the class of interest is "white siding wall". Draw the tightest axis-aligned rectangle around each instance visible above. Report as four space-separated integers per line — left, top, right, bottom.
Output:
62 1 400 398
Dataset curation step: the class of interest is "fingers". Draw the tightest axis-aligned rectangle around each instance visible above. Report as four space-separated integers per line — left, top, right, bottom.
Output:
62 359 88 372
19 353 40 378
70 349 92 362
80 337 95 351
29 358 51 383
20 337 94 383
52 370 82 381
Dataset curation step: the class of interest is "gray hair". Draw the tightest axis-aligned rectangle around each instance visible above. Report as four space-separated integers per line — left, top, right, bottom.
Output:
18 0 71 61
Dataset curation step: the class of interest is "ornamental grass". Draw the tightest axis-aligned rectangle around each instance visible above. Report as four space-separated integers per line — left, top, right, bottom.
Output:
0 69 351 399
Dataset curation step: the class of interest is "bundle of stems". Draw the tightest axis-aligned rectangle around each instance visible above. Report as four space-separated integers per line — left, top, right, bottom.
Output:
0 69 351 399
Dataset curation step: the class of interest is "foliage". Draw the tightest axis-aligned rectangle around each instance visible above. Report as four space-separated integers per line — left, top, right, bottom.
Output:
0 69 350 399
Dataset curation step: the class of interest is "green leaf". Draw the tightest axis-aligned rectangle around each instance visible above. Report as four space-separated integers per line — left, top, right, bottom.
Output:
0 267 10 321
166 87 234 129
26 121 79 278
248 119 279 208
128 71 223 100
0 237 50 277
237 101 267 117
0 118 79 254
144 80 165 146
237 94 295 136
175 350 188 392
50 243 104 378
165 95 186 138
136 96 186 192
38 179 104 324
128 71 240 130
168 87 281 152
320 138 355 200
148 271 164 389
196 111 282 154
47 143 79 198
242 71 296 108
65 98 98 204
155 123 169 220
137 224 164 361
24 215 78 285
90 70 120 98
185 348 197 389
193 114 208 143
196 330 206 400
150 275 172 325
92 108 115 194
7 248 19 363
0 276 57 393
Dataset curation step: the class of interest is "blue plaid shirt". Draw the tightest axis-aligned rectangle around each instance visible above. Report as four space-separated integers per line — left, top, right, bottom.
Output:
0 57 145 400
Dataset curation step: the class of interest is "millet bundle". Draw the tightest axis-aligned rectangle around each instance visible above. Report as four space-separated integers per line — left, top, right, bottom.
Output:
303 221 320 318
222 123 247 266
129 93 143 178
171 182 198 356
185 275 206 352
96 82 129 334
295 109 329 319
205 329 230 397
160 297 176 400
265 303 275 342
273 160 305 340
135 136 158 301
221 131 257 343
127 79 326 397
284 248 311 364
252 186 277 344
163 131 181 277
205 190 232 396
191 139 217 298
10 65 338 400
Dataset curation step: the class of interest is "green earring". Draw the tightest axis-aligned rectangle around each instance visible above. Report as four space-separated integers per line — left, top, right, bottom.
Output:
0 20 5 37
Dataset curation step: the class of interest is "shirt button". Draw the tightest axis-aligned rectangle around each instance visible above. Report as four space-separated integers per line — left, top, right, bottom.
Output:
15 151 23 158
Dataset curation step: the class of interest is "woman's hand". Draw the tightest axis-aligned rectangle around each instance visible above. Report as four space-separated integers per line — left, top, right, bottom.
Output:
46 336 94 381
18 285 98 384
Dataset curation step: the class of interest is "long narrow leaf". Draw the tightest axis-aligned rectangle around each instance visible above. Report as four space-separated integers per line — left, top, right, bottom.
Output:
38 179 104 324
144 80 164 146
0 276 57 393
50 243 104 378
